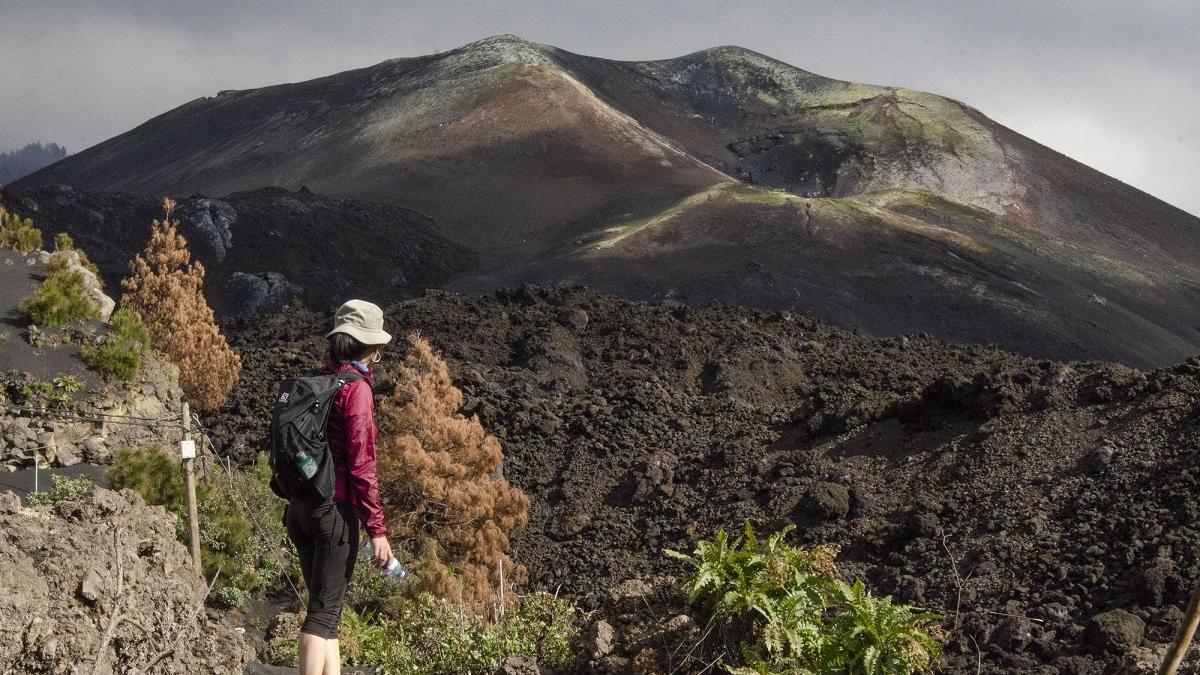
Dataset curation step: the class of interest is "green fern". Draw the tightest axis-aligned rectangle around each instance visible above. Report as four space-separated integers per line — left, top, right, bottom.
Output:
828 580 943 674
666 523 944 674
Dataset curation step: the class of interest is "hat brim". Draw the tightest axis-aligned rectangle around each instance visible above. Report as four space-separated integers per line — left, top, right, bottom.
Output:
327 325 393 345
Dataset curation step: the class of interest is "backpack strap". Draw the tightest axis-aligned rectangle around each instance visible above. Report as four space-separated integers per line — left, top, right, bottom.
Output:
302 368 367 390
337 369 368 387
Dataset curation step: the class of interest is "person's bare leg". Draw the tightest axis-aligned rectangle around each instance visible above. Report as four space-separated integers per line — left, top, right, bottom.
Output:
298 632 327 675
325 638 341 675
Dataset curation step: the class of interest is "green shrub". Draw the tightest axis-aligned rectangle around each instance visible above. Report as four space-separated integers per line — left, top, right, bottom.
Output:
107 445 187 507
266 637 300 669
48 374 84 407
112 306 149 347
212 452 289 606
2 372 83 408
52 232 100 276
0 206 42 251
331 591 581 675
107 447 288 607
46 251 69 275
82 308 149 380
28 474 93 506
346 547 410 617
666 524 944 674
20 267 98 326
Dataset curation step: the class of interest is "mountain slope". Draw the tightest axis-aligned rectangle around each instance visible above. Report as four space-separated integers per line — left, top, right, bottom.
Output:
15 35 1200 367
5 184 476 315
447 183 1200 366
16 37 729 257
553 44 1200 275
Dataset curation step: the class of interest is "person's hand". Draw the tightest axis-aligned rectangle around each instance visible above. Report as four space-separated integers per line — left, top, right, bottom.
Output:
370 535 393 567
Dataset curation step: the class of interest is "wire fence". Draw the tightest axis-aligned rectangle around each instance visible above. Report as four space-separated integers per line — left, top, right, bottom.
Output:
0 402 179 427
4 399 305 603
189 413 304 602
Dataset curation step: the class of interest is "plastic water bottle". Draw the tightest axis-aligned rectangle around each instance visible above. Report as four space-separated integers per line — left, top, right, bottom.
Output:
360 539 409 581
296 454 318 479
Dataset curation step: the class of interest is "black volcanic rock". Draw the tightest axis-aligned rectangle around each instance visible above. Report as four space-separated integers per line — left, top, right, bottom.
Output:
223 271 302 317
3 184 478 315
209 282 1200 673
175 197 236 261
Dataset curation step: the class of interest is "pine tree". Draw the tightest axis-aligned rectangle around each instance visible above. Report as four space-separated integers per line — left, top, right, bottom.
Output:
377 332 530 615
121 198 241 411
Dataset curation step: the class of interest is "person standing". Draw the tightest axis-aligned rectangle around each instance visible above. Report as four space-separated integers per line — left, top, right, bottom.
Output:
285 299 394 675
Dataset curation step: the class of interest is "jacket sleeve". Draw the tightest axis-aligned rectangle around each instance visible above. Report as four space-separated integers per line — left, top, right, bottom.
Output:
340 380 387 538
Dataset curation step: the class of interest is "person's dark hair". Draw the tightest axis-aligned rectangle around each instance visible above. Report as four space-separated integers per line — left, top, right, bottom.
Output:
327 332 374 365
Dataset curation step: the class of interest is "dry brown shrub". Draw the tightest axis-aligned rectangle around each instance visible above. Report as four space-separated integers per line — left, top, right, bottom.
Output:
121 198 241 411
377 332 530 615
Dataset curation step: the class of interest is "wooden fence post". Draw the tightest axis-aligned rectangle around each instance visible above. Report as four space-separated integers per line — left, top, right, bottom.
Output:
498 558 506 617
181 402 201 569
1160 583 1200 675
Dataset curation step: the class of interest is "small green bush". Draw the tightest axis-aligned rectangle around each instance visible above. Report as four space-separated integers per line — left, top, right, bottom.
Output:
2 372 83 408
332 591 581 674
0 206 42 252
49 374 84 407
346 546 409 617
46 252 69 275
106 446 181 507
82 308 150 380
212 452 289 606
20 267 98 326
28 474 93 506
666 524 944 674
107 447 288 607
52 232 100 276
52 373 85 392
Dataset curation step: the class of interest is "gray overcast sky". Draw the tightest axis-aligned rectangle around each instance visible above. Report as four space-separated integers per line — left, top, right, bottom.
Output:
1 0 1196 216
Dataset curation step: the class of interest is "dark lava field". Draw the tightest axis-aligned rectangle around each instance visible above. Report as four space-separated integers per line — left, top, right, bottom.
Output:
203 283 1200 673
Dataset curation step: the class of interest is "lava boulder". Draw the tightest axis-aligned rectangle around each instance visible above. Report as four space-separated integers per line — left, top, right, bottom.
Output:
795 482 851 522
1086 609 1145 654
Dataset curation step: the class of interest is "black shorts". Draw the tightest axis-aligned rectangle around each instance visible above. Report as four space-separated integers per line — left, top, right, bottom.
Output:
285 494 359 639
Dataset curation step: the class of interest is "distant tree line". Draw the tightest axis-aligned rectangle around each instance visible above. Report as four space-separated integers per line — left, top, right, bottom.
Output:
0 142 69 184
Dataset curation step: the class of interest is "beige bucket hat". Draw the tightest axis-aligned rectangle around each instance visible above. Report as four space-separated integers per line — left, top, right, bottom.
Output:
327 299 393 345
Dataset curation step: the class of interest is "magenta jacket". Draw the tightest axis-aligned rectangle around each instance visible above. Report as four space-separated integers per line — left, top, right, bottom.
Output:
324 362 387 538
